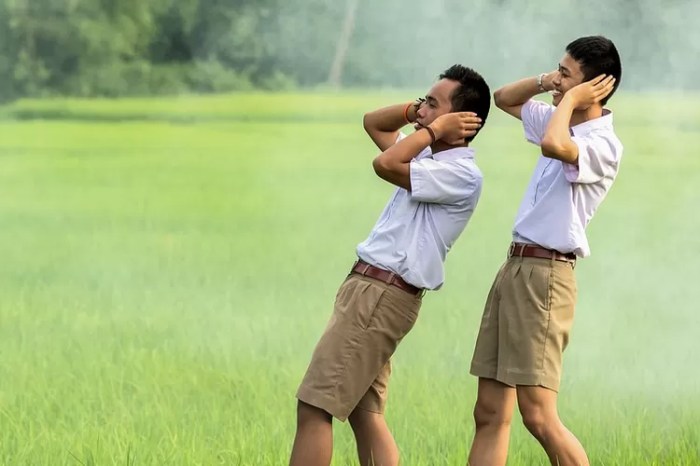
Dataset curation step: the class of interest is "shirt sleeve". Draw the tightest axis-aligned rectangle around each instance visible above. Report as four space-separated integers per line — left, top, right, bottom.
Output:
562 134 622 184
409 158 482 204
522 99 555 145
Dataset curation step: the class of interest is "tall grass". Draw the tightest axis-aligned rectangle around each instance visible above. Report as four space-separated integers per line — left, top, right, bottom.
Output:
0 92 698 464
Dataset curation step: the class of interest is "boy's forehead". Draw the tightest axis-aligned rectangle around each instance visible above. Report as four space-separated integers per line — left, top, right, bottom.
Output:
560 53 583 75
427 79 459 102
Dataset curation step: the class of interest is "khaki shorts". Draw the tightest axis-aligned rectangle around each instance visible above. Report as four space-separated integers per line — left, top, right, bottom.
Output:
470 256 577 391
297 273 422 421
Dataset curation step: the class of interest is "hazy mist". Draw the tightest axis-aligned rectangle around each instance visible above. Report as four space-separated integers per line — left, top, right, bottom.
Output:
286 0 700 91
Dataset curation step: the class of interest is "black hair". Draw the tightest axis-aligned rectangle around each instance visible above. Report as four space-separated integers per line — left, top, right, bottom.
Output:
439 64 491 142
566 36 622 105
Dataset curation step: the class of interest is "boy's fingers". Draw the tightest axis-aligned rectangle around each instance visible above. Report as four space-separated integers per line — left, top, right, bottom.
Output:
589 74 607 86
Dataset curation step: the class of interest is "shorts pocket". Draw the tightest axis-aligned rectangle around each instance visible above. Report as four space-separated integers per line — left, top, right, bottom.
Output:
521 260 553 312
366 288 421 343
329 276 387 330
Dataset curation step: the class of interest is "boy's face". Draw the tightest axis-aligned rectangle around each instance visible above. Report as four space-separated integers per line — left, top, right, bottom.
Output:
414 78 459 130
551 53 586 106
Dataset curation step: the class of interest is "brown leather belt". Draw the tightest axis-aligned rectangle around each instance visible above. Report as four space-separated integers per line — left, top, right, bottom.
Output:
508 242 576 263
351 260 423 295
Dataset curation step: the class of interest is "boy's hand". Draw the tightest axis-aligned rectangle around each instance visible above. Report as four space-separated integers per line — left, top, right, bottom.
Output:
428 112 482 145
566 74 616 110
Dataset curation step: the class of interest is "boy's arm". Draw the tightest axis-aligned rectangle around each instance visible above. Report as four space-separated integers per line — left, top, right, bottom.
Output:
541 75 616 164
372 112 482 190
363 99 423 152
493 71 557 120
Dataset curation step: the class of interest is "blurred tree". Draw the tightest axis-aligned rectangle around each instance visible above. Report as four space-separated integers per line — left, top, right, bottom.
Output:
0 0 697 99
327 0 359 88
0 0 19 101
149 0 199 64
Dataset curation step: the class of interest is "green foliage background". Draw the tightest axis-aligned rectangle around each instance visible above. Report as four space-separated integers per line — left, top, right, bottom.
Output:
0 0 698 101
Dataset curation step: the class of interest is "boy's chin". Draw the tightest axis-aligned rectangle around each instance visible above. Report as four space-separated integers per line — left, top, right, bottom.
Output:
552 92 563 106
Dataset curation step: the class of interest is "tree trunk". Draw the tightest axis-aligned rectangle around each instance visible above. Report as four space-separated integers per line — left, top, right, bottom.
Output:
327 0 358 88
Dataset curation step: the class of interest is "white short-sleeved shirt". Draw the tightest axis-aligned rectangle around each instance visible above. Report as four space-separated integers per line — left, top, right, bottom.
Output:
512 99 623 257
356 133 483 290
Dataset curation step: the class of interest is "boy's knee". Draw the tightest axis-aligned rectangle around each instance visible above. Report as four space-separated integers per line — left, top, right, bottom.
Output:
473 398 512 430
520 407 550 440
296 400 332 428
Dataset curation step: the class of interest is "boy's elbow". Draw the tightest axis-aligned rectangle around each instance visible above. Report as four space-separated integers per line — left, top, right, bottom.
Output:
363 111 380 134
541 137 576 162
363 113 371 132
540 137 560 157
493 88 506 109
373 155 400 180
372 155 387 176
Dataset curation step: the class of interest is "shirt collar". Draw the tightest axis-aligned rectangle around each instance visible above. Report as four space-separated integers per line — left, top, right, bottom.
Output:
432 146 476 161
570 108 614 136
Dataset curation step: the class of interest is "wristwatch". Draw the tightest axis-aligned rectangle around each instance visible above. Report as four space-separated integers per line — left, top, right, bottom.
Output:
537 73 547 92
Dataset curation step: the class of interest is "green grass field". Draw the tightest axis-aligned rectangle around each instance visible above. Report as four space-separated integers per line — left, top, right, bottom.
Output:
0 91 699 465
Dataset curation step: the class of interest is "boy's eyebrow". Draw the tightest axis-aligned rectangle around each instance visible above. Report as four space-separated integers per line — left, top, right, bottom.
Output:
559 64 571 74
426 95 438 104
